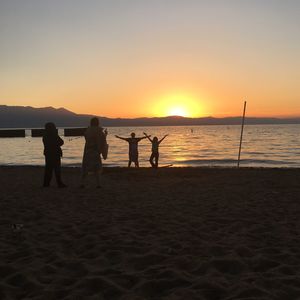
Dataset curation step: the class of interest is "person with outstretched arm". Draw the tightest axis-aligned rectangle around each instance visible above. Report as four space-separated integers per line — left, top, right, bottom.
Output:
115 132 148 167
143 132 168 168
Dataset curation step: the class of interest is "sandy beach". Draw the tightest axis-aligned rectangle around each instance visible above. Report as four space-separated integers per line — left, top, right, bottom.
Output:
1 166 300 299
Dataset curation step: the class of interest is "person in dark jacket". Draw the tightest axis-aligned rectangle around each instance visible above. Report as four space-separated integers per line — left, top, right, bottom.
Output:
42 122 66 188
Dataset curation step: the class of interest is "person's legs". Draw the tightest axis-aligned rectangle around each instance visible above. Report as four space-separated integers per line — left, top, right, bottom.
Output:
135 153 139 167
95 163 102 188
43 157 53 187
154 153 159 168
128 160 132 167
149 153 155 167
54 158 66 187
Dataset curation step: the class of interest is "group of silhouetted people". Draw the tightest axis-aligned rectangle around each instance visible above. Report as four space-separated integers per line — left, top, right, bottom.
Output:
42 117 168 188
115 132 168 168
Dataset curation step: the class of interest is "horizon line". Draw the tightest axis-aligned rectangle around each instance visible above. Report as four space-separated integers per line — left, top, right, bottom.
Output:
1 104 300 119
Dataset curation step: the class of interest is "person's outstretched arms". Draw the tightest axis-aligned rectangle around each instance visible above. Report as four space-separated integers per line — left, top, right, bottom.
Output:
143 132 152 142
138 135 149 142
115 135 127 141
158 134 168 144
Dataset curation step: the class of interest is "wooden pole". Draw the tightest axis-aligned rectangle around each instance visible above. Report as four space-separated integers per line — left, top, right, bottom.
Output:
237 101 247 168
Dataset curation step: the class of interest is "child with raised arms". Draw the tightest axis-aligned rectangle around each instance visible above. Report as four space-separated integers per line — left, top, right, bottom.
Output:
143 132 168 168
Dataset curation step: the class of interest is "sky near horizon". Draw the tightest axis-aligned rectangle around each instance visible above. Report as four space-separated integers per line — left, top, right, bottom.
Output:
0 0 300 118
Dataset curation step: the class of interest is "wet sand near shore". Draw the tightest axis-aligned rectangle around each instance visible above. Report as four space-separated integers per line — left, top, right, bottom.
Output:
1 166 300 299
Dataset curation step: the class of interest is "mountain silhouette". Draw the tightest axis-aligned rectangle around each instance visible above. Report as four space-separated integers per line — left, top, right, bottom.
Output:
0 105 300 128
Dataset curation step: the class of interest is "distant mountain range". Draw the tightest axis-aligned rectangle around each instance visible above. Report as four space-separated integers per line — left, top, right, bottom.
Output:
1 105 300 128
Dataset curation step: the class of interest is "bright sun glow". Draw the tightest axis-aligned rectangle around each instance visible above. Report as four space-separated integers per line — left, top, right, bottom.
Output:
152 92 204 117
167 106 188 117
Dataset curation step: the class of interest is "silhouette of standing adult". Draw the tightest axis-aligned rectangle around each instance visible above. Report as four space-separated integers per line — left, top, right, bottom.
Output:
43 122 66 188
81 117 107 188
115 132 148 167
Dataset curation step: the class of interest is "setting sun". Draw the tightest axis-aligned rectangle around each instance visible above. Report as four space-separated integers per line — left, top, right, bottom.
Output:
167 106 188 117
152 92 203 118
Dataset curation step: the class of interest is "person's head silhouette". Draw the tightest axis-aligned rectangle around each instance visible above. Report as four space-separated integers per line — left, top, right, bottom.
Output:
90 117 99 127
44 122 57 136
131 132 136 138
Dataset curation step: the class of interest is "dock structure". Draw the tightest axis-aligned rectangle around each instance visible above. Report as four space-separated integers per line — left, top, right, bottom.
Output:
0 129 26 138
0 128 86 138
31 129 46 137
64 128 86 137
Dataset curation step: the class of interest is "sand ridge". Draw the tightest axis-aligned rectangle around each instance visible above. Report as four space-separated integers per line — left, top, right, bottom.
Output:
0 167 300 299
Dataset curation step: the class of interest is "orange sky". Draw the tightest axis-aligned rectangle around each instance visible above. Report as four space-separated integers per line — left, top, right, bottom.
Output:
1 1 300 118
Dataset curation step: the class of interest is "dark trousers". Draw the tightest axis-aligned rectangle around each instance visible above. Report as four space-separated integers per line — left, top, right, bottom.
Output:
43 156 62 186
150 152 159 168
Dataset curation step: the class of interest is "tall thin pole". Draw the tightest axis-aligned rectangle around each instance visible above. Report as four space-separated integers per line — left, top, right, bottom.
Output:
237 101 247 168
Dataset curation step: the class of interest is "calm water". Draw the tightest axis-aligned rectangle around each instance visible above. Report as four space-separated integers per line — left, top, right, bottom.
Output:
0 125 300 168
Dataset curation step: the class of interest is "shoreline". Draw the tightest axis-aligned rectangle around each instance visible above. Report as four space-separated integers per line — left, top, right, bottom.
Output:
1 164 300 170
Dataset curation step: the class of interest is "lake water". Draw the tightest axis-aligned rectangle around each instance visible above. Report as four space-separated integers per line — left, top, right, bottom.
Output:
0 125 300 168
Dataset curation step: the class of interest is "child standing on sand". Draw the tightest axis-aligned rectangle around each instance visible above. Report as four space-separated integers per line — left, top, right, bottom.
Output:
143 132 168 168
115 133 148 167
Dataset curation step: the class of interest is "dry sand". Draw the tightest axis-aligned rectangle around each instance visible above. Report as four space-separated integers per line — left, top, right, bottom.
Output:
0 166 300 300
